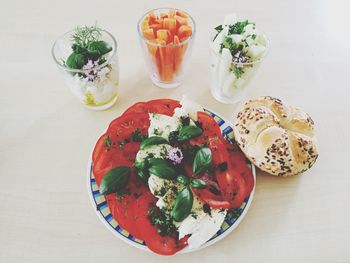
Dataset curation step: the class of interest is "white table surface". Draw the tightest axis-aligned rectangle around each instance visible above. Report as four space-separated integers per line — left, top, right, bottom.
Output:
1 0 349 262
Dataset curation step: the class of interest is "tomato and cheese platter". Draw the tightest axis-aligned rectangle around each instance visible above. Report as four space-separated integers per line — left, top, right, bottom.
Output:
87 98 256 255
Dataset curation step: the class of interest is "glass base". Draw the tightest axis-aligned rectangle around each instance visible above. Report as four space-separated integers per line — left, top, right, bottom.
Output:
82 95 118 111
210 88 244 104
151 75 181 89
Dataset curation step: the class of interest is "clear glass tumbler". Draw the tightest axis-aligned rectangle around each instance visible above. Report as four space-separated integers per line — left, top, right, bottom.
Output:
209 31 269 104
52 29 119 110
137 8 196 89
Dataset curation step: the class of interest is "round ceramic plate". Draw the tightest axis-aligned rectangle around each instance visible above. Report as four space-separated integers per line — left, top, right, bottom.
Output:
87 108 256 254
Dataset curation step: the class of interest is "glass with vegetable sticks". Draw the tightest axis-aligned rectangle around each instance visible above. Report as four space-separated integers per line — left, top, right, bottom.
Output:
137 8 196 88
52 25 119 110
210 15 269 104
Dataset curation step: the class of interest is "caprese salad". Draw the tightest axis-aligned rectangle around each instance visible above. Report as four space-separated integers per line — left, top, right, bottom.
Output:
92 98 254 255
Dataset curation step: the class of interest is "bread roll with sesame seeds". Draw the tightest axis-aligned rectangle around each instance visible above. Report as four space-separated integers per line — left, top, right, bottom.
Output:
234 96 318 177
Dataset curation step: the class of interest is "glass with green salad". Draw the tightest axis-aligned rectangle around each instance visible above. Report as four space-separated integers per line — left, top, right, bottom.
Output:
52 25 119 110
209 14 269 104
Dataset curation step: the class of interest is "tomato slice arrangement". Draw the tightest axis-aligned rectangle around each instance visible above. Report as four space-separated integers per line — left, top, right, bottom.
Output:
91 99 254 255
189 112 252 209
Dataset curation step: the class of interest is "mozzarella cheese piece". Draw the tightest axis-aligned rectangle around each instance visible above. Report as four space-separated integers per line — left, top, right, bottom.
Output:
148 174 227 249
135 144 172 163
177 195 227 249
174 96 204 121
230 34 244 43
148 113 180 140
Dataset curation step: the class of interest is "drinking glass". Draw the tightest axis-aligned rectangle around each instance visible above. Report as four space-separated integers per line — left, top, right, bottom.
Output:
137 8 196 89
52 29 119 110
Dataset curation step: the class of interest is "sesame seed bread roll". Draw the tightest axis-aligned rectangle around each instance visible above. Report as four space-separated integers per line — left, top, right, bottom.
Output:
234 96 318 177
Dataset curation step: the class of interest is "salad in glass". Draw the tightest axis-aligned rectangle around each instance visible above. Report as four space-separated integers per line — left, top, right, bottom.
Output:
210 14 269 104
52 25 119 110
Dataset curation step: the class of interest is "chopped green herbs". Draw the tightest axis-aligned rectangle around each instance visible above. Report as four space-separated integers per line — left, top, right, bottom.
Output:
220 36 236 53
131 128 143 142
218 162 228 172
105 135 111 149
228 20 250 35
232 67 245 78
180 116 191 126
213 24 224 41
168 130 179 145
148 207 177 236
215 24 223 32
154 185 168 197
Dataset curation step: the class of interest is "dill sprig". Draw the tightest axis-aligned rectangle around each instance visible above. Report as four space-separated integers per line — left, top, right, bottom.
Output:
71 25 102 48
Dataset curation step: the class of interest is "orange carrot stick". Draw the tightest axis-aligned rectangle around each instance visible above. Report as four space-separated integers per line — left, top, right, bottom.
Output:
163 18 177 36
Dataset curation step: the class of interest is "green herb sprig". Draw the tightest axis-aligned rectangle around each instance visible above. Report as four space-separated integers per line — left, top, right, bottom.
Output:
71 25 102 48
65 24 112 71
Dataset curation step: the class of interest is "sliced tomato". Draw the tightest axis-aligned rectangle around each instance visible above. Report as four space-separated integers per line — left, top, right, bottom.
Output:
107 112 150 137
135 192 188 255
189 111 252 209
197 111 222 137
192 174 231 209
92 133 108 164
147 99 181 116
209 136 248 208
192 189 231 209
123 102 148 115
93 146 130 186
227 143 255 197
106 171 148 240
189 111 222 147
123 99 180 117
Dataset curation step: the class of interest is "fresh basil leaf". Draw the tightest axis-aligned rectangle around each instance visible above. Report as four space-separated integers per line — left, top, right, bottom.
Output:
140 136 168 150
66 53 86 69
72 44 88 54
176 175 190 185
136 169 149 183
148 158 176 179
190 179 206 189
99 166 131 195
88 40 112 56
87 49 100 61
134 159 148 170
177 126 202 141
171 187 193 222
193 148 212 175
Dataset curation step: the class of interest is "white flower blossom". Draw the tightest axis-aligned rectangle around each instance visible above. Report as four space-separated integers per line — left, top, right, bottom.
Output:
167 147 184 165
